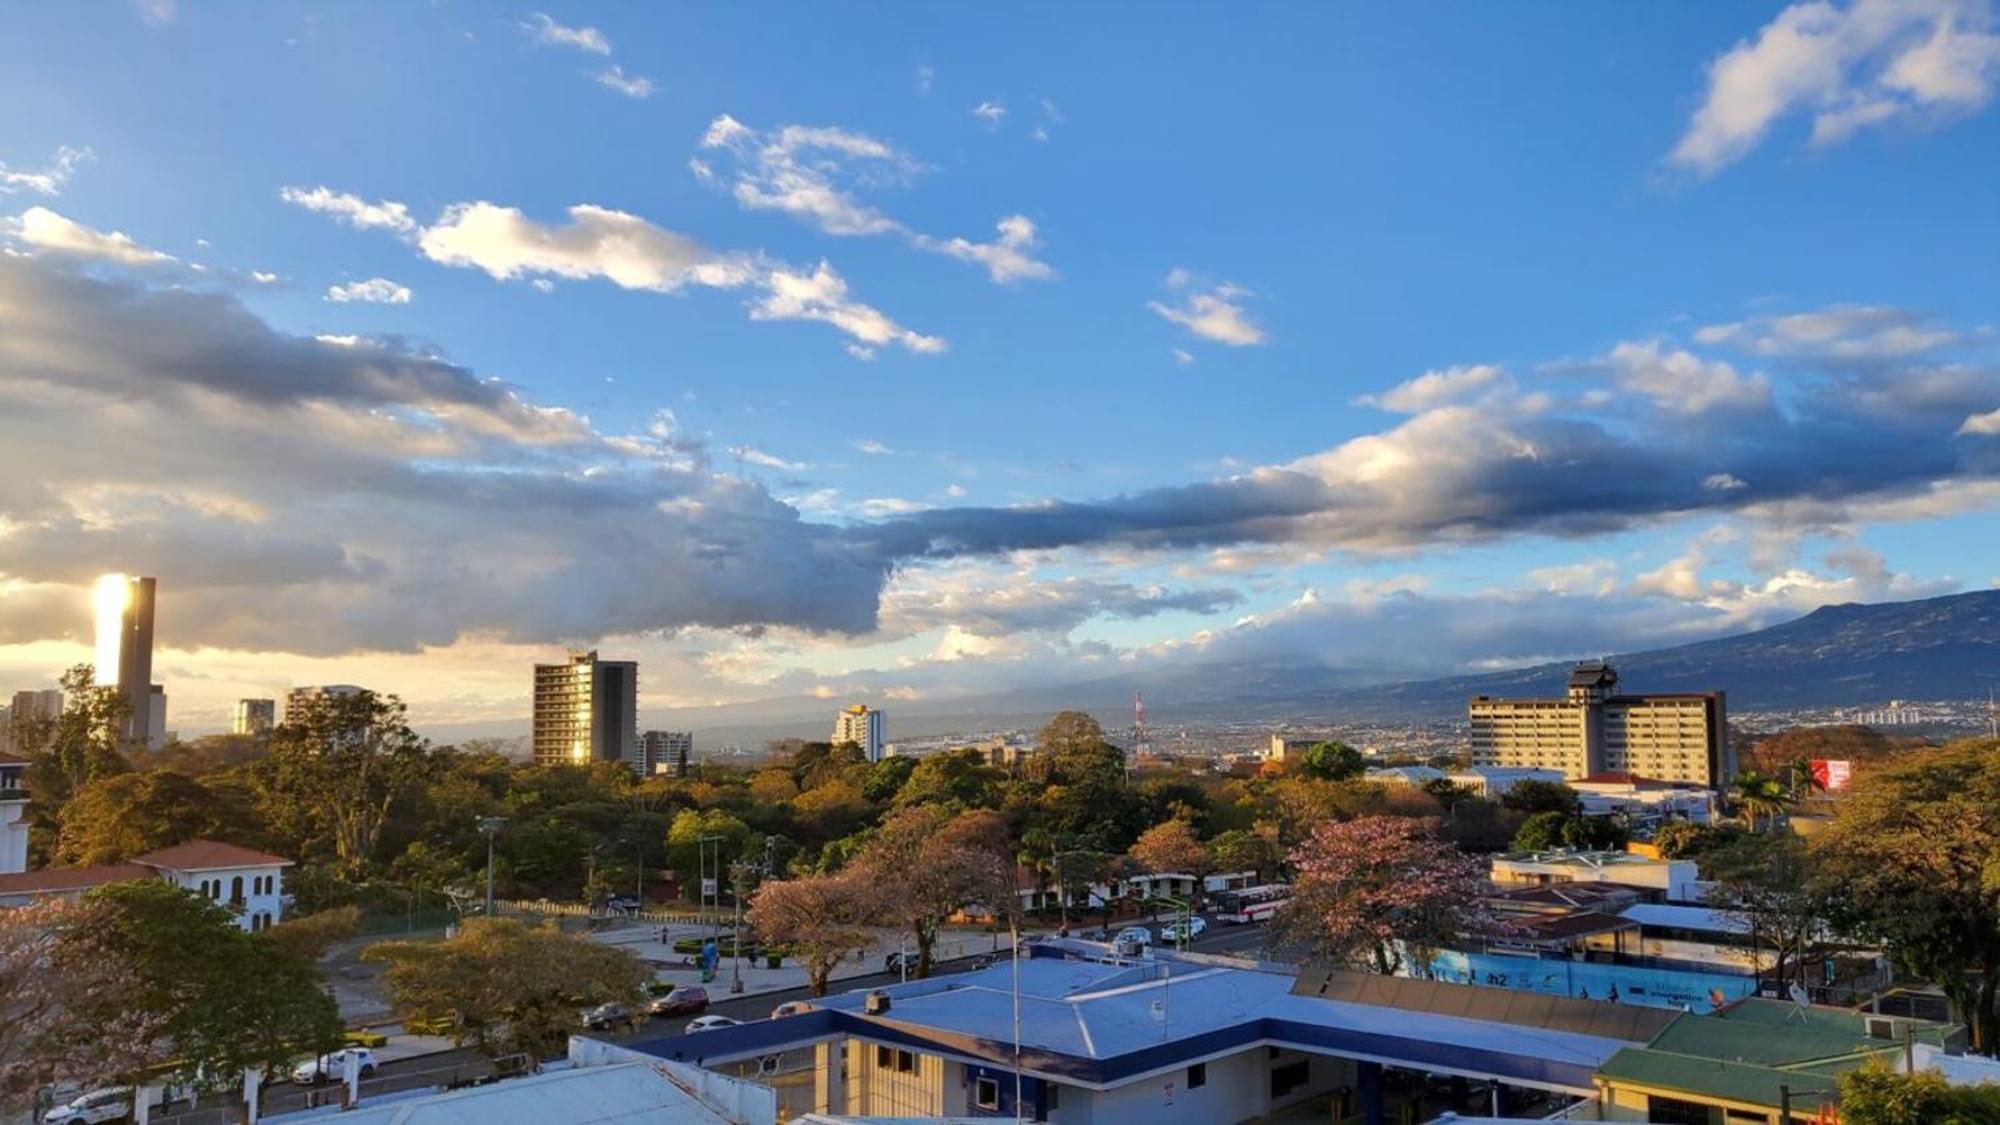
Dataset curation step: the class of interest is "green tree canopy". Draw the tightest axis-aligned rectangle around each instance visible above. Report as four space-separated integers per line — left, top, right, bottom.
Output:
1297 741 1365 782
54 769 240 865
1498 779 1580 816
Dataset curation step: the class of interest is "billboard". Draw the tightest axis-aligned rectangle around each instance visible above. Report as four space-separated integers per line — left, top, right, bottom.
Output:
1811 759 1852 791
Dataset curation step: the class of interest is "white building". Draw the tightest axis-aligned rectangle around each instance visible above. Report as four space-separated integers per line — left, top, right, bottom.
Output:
639 729 694 778
0 754 27 876
832 704 886 762
233 697 276 736
0 838 291 931
285 683 366 723
1490 849 1701 903
1262 734 1316 762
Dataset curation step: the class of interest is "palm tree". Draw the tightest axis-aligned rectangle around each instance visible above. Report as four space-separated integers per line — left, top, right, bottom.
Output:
1785 755 1825 802
1731 771 1788 832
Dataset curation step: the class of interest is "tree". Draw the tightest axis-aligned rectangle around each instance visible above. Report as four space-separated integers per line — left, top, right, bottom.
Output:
1837 1059 2000 1124
17 665 130 846
1731 770 1789 832
1276 816 1491 976
1207 828 1278 880
365 916 648 1057
1651 820 1742 860
1706 833 1827 992
747 873 876 996
1297 741 1365 782
860 756 916 803
1513 809 1628 852
894 748 1002 809
1128 818 1209 877
54 770 238 865
1 898 165 1116
666 807 752 883
1511 810 1569 852
254 691 435 875
1499 780 1580 816
853 806 1013 978
264 906 362 962
1813 741 2000 1055
86 880 341 1103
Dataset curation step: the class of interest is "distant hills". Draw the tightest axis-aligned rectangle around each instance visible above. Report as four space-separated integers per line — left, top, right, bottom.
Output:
426 590 2000 747
1323 588 2000 719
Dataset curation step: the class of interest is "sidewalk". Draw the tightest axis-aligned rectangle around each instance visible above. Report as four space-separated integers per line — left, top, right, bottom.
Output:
591 923 1015 998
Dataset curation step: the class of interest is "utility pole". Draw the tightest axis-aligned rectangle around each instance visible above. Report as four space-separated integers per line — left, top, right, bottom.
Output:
476 816 505 917
729 859 754 994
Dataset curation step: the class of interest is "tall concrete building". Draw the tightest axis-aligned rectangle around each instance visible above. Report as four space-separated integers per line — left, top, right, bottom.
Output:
638 730 693 778
1468 660 1731 788
233 698 276 735
532 651 637 768
93 574 158 749
832 704 886 762
285 684 366 724
9 689 62 724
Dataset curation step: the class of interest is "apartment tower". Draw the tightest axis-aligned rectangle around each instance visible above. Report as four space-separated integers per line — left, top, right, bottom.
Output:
532 651 638 768
93 574 160 749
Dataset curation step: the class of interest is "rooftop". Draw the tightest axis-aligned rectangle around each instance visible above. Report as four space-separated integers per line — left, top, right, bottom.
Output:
133 839 292 871
294 1062 742 1124
0 862 153 896
1596 999 1958 1110
1495 849 1676 869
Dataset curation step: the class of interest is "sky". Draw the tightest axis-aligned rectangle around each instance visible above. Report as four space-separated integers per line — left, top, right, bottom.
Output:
1 0 1997 735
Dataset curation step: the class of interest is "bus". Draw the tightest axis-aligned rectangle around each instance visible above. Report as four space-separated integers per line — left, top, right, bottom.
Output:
1213 884 1290 924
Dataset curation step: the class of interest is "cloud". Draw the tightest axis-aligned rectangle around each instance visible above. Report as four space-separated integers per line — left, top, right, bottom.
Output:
751 261 947 354
0 254 889 654
1358 364 1503 413
325 277 412 304
1960 407 2000 435
1694 304 1963 360
697 115 1055 283
849 303 2000 565
971 101 1007 124
0 146 92 196
6 206 176 266
592 65 655 98
1148 270 1266 347
1172 348 1195 366
134 0 173 26
279 185 418 236
911 214 1055 283
730 445 808 471
521 12 610 54
853 439 894 455
916 65 935 95
1669 0 2000 175
289 187 946 355
881 568 1244 639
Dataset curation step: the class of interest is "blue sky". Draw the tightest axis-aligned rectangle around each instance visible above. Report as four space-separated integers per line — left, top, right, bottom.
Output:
1 1 1996 732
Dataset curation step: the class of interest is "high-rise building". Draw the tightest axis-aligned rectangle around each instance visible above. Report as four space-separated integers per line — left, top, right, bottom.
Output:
146 687 168 751
93 574 158 748
638 730 693 778
284 684 367 725
9 689 62 724
532 651 637 768
233 698 276 736
832 704 886 762
1468 660 1731 788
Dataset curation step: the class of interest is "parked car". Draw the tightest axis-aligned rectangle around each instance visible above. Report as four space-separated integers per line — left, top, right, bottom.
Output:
684 1014 741 1034
770 1000 813 1019
291 1048 377 1086
582 1001 633 1030
882 950 907 973
1114 926 1153 947
648 985 709 1017
42 1088 132 1125
1162 916 1208 942
601 895 641 914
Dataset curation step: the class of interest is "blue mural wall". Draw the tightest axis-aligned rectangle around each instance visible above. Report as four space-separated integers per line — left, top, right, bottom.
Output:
1427 951 1759 1014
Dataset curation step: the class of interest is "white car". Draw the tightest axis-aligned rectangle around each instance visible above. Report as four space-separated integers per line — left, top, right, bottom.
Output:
42 1088 131 1125
1113 926 1153 947
684 1014 742 1034
1162 916 1208 942
770 1000 814 1019
292 1047 378 1086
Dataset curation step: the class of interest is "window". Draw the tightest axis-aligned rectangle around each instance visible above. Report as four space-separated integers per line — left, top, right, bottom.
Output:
230 875 244 904
1646 1095 1717 1125
1271 1059 1309 1098
974 1077 999 1110
875 1045 892 1070
1045 1085 1058 1110
896 1049 915 1074
1187 1062 1207 1089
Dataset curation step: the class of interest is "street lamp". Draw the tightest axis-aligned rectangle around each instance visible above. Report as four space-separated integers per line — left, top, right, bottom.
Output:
476 816 506 917
728 859 757 995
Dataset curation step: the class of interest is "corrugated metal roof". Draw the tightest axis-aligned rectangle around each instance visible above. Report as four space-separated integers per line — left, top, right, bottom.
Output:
323 1063 736 1124
1620 903 1752 935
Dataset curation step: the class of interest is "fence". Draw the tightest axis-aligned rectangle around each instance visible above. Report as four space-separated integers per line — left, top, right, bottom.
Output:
492 898 707 926
355 906 463 936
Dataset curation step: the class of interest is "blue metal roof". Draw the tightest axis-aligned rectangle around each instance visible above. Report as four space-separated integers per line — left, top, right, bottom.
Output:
620 948 1655 1094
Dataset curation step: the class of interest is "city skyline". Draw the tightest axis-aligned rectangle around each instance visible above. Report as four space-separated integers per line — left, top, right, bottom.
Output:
2 3 1998 733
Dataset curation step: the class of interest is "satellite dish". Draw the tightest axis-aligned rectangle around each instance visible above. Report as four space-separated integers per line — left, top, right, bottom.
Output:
1788 984 1811 1008
1149 1000 1167 1024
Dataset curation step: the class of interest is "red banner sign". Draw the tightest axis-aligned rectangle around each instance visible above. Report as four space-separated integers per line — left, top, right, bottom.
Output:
1811 759 1852 791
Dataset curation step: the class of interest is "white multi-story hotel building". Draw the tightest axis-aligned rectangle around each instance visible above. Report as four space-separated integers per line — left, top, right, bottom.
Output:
533 651 638 768
1469 661 1730 788
832 704 886 762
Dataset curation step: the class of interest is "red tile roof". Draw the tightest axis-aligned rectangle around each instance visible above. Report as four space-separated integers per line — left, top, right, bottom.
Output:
133 840 292 871
0 863 154 896
0 752 27 766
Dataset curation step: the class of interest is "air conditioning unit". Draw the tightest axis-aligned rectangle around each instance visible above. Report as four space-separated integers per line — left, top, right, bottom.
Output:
1865 1016 1898 1040
864 990 892 1015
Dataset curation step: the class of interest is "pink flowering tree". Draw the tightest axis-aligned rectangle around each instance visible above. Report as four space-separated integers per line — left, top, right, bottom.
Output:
1276 815 1492 976
1 898 167 1115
